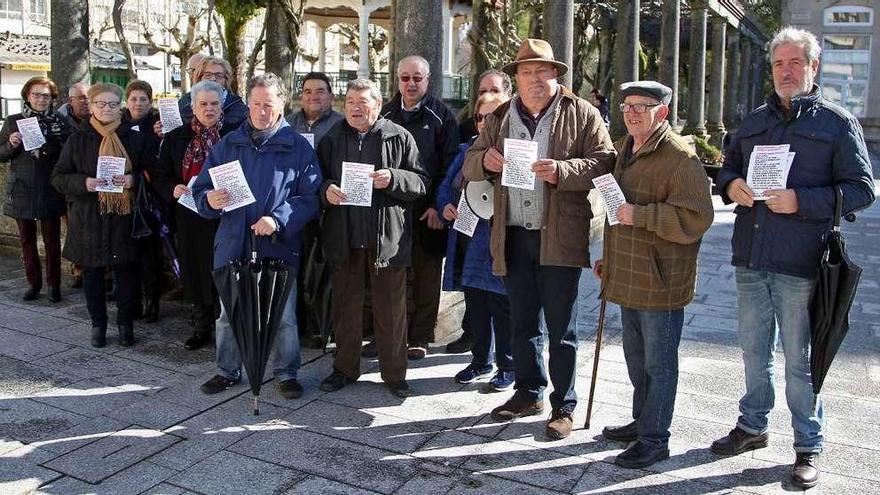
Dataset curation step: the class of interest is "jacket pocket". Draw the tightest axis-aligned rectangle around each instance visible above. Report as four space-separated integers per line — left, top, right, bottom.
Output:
555 191 590 250
650 245 667 287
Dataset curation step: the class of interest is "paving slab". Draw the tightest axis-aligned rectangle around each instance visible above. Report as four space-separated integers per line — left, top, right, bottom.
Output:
168 450 307 495
0 327 73 362
0 397 90 444
31 380 152 419
0 444 63 495
0 355 77 399
229 426 422 494
36 461 178 495
31 415 130 456
283 475 382 494
41 426 182 484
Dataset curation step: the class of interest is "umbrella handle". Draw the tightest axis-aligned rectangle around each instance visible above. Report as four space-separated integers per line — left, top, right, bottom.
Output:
250 231 258 266
585 299 607 430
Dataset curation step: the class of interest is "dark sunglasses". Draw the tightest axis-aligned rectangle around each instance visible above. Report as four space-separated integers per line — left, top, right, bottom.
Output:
474 112 491 123
399 75 424 84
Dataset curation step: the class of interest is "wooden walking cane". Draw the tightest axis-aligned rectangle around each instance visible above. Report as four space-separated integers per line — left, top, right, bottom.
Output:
584 299 607 429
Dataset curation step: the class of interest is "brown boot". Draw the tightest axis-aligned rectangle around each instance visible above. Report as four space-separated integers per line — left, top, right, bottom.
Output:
546 409 574 440
490 396 544 421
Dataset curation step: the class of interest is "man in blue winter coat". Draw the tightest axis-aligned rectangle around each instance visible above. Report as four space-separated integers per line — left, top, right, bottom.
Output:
711 27 874 489
191 72 323 400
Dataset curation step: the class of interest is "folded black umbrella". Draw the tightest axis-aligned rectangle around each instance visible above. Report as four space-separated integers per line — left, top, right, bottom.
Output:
301 230 333 352
809 186 862 395
212 233 294 415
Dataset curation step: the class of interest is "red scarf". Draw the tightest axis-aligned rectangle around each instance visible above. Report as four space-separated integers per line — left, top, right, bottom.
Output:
181 117 222 182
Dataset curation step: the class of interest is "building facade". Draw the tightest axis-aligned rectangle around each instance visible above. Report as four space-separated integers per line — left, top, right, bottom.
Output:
783 1 880 151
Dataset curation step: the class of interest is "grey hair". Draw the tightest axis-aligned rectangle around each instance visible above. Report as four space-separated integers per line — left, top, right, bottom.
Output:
769 26 821 63
247 72 288 102
397 55 430 75
478 69 513 96
190 80 224 107
346 78 383 103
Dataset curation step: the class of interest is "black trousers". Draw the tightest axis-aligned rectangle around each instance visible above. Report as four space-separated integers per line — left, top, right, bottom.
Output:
504 227 582 412
84 263 139 327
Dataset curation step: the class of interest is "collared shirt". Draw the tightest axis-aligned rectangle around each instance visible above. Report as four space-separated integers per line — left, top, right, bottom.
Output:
401 98 423 112
515 94 555 138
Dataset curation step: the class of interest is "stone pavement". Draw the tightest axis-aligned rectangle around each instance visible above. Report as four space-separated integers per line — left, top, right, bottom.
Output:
2 190 880 494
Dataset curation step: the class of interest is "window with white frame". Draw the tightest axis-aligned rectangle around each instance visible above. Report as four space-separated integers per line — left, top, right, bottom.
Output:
821 8 873 117
0 0 22 20
28 0 45 22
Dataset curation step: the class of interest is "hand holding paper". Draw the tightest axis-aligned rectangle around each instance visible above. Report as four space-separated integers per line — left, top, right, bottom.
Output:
17 117 46 151
746 145 794 200
340 162 374 207
208 160 256 212
592 173 627 226
502 139 538 190
159 98 184 134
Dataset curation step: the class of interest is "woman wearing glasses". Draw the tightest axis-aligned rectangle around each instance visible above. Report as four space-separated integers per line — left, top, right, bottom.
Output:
52 83 157 348
436 92 514 391
0 76 71 302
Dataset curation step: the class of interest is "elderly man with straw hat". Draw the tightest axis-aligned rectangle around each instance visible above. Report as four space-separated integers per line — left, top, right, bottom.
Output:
463 38 615 440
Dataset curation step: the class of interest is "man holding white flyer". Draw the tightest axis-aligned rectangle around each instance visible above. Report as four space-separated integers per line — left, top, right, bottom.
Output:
192 73 322 400
591 81 713 469
712 27 874 488
317 79 428 399
463 38 615 440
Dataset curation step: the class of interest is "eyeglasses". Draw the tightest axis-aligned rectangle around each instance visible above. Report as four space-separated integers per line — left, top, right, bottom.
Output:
619 103 661 114
474 112 491 123
29 92 52 100
186 67 197 75
399 75 424 84
200 71 226 80
91 100 121 109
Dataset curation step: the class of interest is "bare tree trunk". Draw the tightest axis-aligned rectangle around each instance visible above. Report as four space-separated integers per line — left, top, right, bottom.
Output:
393 0 443 97
264 0 292 84
112 0 137 80
51 0 90 96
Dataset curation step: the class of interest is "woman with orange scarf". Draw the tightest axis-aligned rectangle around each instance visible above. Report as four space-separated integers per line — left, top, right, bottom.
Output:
52 83 157 348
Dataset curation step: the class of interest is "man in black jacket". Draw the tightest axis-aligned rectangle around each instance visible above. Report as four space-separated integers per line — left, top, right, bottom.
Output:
380 55 460 359
318 79 428 398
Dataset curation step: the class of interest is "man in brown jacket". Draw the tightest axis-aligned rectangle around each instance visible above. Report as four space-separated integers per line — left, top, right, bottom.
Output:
463 39 615 440
594 81 714 468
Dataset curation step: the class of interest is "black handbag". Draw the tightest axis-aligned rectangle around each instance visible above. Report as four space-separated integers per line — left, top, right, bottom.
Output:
131 173 153 238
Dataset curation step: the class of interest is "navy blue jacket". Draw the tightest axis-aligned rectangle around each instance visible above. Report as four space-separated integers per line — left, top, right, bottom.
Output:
436 142 505 295
191 119 322 271
716 86 875 279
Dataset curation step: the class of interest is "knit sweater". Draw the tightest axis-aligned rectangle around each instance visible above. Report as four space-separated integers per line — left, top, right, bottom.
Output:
601 122 714 310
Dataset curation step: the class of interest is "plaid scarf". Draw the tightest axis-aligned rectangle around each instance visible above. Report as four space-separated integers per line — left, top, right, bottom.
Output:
182 117 222 183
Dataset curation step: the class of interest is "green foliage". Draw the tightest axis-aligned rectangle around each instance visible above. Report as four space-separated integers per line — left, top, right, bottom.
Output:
744 0 781 33
693 135 723 164
214 0 265 23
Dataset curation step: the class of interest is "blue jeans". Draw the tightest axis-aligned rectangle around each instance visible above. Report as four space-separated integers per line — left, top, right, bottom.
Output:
621 307 684 449
215 282 301 382
464 287 512 371
735 268 824 453
504 227 581 412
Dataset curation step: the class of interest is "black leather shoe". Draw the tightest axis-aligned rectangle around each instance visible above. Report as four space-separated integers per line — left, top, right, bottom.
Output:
48 286 62 303
91 325 107 348
184 331 212 350
603 421 639 442
277 379 303 399
118 324 135 347
614 441 670 469
200 374 240 394
711 426 769 455
144 298 159 323
22 287 40 301
791 453 820 488
446 333 474 354
386 380 411 398
319 370 356 392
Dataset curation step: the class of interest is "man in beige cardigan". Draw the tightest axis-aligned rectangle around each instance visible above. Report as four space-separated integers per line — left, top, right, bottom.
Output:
593 81 714 468
463 39 615 440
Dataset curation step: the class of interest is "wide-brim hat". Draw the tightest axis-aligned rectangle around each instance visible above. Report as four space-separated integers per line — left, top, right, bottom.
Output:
502 38 569 77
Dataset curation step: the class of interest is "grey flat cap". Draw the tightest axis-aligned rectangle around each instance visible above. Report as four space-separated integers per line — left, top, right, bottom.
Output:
618 81 673 105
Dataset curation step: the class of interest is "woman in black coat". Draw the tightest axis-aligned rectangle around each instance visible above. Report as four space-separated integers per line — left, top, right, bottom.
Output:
51 83 157 348
152 80 228 350
0 76 70 302
122 79 164 322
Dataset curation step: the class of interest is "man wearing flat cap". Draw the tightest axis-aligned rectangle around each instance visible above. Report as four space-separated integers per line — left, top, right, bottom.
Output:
463 38 615 440
593 81 714 468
